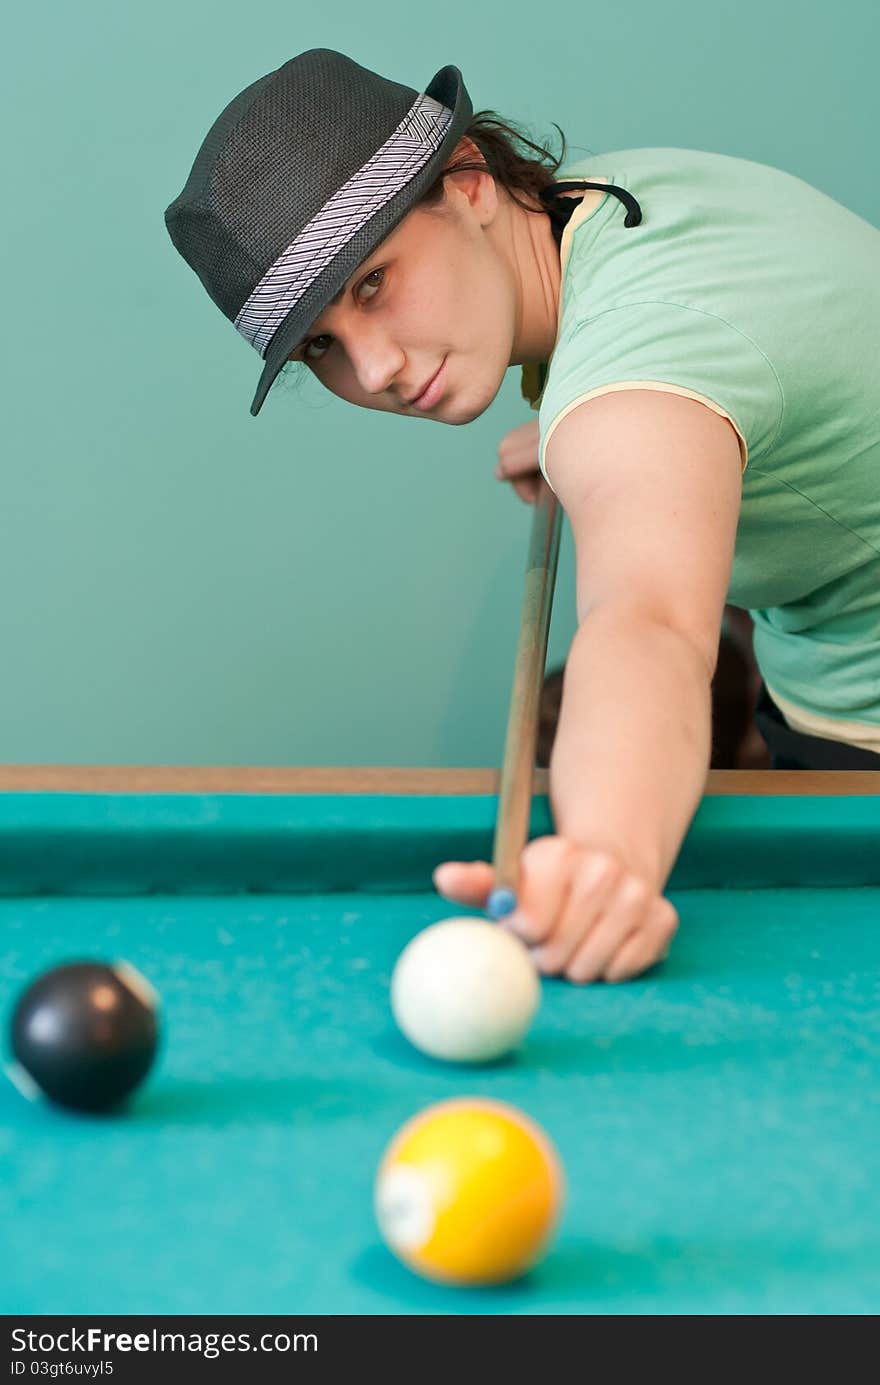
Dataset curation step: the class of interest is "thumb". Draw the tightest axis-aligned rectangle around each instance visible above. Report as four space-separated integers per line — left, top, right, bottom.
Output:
432 860 496 908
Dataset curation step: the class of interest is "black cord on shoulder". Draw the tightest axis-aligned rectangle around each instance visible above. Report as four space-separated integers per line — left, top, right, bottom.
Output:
539 179 643 231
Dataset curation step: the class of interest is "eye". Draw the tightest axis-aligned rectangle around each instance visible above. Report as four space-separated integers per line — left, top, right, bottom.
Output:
358 267 385 299
301 268 386 363
302 334 332 363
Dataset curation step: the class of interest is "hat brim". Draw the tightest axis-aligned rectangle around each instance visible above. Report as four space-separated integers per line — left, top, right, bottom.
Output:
248 63 473 417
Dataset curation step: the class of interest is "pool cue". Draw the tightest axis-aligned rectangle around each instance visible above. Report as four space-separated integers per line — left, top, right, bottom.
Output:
487 476 563 922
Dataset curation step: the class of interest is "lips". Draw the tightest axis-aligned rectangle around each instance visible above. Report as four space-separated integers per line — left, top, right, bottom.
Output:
409 359 446 410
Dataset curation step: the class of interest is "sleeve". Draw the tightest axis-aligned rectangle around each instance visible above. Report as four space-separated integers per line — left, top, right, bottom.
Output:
537 300 785 486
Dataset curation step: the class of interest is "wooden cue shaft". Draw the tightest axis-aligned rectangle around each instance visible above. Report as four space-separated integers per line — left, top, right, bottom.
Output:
491 477 564 897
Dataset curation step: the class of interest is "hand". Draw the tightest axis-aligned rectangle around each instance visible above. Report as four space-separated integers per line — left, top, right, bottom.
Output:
495 418 543 505
433 835 679 983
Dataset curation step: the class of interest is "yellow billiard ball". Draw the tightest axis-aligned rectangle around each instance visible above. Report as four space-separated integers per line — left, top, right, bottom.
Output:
374 1098 564 1286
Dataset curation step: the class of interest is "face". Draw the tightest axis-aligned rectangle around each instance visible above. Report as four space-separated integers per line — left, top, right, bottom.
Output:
287 161 522 424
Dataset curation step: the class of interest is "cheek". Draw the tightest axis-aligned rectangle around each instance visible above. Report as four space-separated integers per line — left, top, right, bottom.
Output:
395 274 455 342
450 253 515 353
401 238 489 344
319 365 400 412
439 259 492 334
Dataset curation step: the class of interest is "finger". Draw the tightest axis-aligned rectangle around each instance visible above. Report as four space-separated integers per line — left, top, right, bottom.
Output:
432 860 494 908
530 851 623 975
564 876 654 984
603 901 679 983
496 461 540 487
497 418 539 463
496 444 540 481
512 477 541 506
602 931 665 983
498 457 540 484
503 836 578 947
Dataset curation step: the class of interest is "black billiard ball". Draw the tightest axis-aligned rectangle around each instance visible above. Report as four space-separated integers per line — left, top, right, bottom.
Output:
9 961 159 1113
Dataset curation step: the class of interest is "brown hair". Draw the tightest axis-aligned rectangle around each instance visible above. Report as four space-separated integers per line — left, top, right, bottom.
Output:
279 111 571 384
417 110 571 215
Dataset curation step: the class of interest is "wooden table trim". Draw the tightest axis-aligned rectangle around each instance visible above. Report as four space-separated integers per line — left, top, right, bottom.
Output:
0 766 878 795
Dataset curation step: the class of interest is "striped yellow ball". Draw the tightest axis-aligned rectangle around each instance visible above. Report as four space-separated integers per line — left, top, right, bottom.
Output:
374 1098 564 1286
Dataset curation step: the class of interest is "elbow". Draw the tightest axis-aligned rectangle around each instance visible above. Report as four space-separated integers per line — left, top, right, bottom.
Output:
579 598 721 686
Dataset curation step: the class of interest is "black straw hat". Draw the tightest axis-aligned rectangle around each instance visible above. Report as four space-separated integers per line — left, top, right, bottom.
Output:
164 49 473 417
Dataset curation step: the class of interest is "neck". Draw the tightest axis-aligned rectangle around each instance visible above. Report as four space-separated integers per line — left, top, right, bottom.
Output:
499 188 578 366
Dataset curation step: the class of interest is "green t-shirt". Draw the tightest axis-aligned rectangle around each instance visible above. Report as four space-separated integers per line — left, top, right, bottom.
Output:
523 147 880 749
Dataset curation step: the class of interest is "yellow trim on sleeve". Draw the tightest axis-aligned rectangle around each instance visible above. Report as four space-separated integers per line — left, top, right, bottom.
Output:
765 682 880 752
520 178 614 414
557 179 611 282
540 381 750 481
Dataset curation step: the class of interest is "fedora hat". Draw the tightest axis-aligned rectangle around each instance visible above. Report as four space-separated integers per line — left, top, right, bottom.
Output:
164 49 473 416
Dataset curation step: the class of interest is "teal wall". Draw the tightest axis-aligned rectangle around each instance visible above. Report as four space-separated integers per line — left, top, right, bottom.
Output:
2 2 877 767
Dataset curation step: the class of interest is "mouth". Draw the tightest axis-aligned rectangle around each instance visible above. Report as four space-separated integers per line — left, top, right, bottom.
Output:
408 358 447 411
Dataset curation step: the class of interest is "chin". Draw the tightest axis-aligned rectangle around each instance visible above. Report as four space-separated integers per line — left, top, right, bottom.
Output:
444 372 504 425
439 399 490 426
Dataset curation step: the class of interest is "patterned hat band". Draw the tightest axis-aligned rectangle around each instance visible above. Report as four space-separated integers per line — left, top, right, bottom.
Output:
235 93 453 358
164 50 474 416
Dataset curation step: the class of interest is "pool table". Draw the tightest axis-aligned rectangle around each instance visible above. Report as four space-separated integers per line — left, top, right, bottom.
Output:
1 766 879 1315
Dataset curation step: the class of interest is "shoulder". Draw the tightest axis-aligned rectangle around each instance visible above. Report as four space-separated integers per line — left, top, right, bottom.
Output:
545 388 743 656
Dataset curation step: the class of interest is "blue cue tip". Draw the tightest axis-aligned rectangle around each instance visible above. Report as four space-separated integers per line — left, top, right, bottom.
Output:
487 886 517 921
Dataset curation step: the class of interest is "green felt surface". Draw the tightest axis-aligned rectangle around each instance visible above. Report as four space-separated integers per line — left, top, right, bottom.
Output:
2 876 879 1311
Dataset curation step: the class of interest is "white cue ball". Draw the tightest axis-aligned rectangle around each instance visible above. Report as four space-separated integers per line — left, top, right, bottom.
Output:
390 917 540 1063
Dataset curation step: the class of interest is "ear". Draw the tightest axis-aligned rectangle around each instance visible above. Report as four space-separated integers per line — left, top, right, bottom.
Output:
441 136 497 223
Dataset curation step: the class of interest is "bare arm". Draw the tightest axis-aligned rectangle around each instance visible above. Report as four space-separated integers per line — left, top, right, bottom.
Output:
549 606 713 890
544 388 743 888
435 390 743 981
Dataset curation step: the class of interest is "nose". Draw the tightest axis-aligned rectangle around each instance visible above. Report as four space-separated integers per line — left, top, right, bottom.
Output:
347 329 405 399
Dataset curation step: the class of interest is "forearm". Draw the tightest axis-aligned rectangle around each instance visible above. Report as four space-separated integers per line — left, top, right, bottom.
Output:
549 606 714 891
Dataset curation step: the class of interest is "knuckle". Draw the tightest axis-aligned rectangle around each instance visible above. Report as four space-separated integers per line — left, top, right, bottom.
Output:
582 850 620 888
619 876 650 909
504 911 548 945
657 898 680 934
523 835 574 869
612 875 648 919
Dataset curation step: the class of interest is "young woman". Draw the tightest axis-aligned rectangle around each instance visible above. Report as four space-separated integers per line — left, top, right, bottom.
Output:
165 49 880 984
